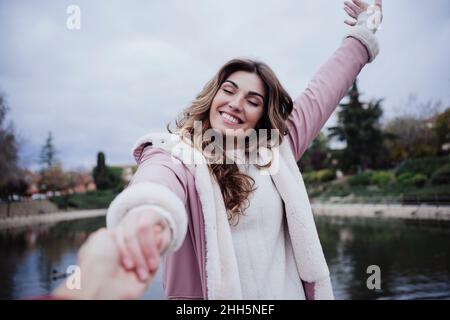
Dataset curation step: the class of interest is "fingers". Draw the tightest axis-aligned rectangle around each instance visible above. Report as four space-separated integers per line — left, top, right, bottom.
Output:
137 222 161 274
124 224 150 281
344 19 357 26
344 6 358 19
116 217 151 282
115 224 135 270
344 1 361 14
138 221 172 274
114 210 171 282
344 0 381 27
352 0 367 10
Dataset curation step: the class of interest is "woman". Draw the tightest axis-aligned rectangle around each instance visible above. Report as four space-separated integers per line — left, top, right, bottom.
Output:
106 0 383 300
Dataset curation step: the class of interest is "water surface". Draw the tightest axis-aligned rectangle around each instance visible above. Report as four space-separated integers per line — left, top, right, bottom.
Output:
0 215 449 299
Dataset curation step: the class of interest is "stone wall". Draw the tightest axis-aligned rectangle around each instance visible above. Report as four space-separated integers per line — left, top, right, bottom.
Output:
312 203 450 221
0 200 59 219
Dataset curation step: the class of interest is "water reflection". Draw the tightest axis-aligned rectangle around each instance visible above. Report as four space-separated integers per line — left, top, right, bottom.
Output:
0 217 164 300
0 216 449 299
317 216 450 299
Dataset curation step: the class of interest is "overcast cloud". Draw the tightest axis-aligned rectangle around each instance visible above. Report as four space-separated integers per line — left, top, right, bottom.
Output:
0 0 449 170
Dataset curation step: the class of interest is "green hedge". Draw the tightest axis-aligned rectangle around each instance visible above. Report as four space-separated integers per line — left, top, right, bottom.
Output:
397 172 428 187
348 172 372 186
431 164 450 185
396 156 450 178
303 169 336 183
50 189 121 210
371 171 393 187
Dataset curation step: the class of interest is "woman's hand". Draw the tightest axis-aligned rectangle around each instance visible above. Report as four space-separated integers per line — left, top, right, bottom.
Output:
114 206 172 282
344 0 382 29
54 228 153 299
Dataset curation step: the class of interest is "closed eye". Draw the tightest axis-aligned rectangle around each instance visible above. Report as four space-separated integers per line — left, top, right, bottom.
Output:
248 101 259 106
223 88 233 94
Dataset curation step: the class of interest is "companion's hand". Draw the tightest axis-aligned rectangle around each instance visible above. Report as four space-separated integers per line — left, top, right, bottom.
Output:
344 0 382 29
54 228 153 299
114 207 172 282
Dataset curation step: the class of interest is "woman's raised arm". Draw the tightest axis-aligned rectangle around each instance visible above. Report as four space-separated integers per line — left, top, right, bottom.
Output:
286 0 382 161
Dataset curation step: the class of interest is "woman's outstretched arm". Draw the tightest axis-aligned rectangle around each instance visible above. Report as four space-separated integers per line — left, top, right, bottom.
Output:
106 145 189 282
286 0 382 161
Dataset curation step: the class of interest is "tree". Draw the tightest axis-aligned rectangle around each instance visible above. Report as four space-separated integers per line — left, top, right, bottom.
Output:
434 107 450 155
39 131 57 170
383 116 437 164
92 152 124 190
327 81 388 173
39 164 69 195
0 92 27 216
392 93 444 121
299 132 331 172
66 170 87 190
0 93 19 188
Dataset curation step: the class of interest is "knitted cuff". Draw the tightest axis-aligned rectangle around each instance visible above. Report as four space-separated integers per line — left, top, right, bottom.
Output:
345 25 380 63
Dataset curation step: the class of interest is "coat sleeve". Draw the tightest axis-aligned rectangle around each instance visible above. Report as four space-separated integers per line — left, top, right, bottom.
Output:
286 35 377 161
106 145 189 254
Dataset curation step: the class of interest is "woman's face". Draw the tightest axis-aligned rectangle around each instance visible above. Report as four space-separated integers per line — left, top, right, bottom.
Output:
209 71 265 135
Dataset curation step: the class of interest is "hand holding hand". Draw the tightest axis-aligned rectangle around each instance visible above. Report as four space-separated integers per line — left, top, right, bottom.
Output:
54 228 153 299
114 206 172 282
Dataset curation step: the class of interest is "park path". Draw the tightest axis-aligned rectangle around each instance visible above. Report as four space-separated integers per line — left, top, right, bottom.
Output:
0 209 106 230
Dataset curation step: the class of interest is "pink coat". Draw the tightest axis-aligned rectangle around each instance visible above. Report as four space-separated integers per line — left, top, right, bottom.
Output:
110 36 374 299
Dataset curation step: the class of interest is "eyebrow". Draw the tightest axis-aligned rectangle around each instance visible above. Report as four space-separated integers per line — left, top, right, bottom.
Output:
223 80 265 102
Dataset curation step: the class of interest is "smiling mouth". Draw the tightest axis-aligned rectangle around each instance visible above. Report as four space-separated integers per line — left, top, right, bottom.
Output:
219 111 244 124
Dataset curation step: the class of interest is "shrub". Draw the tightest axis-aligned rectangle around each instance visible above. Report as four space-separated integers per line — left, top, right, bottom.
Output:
409 174 428 187
396 156 450 178
397 172 428 187
316 169 336 182
371 171 393 187
303 172 316 184
430 164 450 185
303 169 336 184
347 172 372 186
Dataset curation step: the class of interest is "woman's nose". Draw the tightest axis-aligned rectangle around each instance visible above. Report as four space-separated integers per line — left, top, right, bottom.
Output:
228 96 244 111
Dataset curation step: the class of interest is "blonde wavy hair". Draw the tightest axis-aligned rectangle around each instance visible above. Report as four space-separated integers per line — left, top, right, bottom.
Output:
169 58 293 224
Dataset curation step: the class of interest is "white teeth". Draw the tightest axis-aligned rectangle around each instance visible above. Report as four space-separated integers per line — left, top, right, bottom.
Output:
220 112 240 124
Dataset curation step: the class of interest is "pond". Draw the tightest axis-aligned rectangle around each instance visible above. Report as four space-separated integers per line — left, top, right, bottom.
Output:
0 215 449 300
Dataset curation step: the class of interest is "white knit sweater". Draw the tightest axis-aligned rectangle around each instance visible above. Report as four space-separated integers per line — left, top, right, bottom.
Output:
232 163 306 299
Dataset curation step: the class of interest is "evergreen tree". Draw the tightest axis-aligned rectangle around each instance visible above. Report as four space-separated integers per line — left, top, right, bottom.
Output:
92 152 123 190
328 81 387 173
39 131 57 170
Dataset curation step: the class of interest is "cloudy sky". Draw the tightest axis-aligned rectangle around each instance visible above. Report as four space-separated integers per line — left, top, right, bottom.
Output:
1 0 449 171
